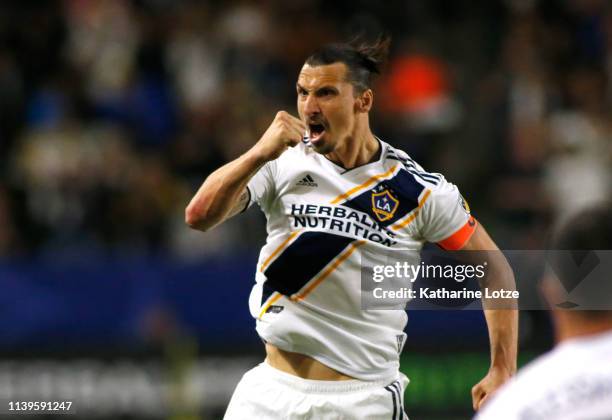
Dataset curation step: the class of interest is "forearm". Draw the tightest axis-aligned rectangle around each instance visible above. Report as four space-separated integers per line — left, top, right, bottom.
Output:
484 308 517 373
482 255 518 373
463 223 518 408
185 148 267 231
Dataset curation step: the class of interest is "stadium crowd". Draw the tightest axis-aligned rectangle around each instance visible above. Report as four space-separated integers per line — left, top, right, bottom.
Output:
0 0 610 260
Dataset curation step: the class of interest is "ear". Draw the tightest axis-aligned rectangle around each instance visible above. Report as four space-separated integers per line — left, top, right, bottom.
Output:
355 89 373 113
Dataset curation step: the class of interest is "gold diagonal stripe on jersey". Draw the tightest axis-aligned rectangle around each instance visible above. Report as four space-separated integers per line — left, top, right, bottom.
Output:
290 240 366 302
390 189 431 231
260 230 301 272
258 292 282 319
330 165 398 205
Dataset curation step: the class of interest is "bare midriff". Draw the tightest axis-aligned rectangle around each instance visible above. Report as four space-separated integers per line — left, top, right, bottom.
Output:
265 343 355 380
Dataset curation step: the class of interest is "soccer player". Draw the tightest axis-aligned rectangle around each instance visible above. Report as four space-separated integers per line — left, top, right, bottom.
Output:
186 38 518 419
475 203 612 420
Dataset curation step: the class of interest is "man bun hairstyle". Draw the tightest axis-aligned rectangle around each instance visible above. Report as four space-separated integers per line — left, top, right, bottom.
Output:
305 34 391 94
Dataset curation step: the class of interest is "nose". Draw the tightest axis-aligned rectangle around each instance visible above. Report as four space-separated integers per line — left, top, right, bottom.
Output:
303 94 321 117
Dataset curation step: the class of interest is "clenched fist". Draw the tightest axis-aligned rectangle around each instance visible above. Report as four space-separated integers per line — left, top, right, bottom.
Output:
251 111 306 162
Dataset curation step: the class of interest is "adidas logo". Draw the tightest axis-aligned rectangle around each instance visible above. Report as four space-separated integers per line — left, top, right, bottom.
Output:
296 174 318 187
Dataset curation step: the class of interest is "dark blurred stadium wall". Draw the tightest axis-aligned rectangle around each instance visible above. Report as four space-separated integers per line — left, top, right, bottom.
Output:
0 0 610 418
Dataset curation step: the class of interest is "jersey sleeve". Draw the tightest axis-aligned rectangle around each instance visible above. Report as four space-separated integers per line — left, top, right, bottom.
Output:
417 175 477 250
244 160 277 212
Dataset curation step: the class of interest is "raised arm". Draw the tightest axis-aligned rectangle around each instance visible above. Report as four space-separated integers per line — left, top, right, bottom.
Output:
185 111 305 232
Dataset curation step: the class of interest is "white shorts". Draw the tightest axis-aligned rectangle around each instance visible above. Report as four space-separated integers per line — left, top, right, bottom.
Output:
223 361 409 420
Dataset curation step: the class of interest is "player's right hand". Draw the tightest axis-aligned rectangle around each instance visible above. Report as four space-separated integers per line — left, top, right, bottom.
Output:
251 111 306 162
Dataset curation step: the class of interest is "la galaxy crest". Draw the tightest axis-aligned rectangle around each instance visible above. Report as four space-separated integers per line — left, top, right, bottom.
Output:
371 188 399 222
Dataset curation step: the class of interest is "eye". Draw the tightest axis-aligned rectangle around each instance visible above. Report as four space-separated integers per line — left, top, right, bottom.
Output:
297 88 308 97
317 88 336 97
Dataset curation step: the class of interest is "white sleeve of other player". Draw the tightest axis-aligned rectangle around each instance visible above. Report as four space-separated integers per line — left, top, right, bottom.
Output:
245 160 277 212
417 175 476 250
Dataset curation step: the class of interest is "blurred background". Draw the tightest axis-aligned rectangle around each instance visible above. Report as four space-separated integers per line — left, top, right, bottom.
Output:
0 0 611 418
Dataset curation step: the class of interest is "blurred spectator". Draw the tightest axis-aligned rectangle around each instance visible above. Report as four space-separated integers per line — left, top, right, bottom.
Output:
0 0 609 259
544 66 612 224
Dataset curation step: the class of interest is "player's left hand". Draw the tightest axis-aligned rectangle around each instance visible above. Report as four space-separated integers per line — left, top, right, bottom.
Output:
471 366 513 411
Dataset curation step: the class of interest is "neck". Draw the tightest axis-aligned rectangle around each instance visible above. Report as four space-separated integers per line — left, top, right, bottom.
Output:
325 124 379 169
555 315 612 344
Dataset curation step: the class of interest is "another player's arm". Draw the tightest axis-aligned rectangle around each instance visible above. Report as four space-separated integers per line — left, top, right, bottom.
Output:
185 111 305 232
460 223 518 411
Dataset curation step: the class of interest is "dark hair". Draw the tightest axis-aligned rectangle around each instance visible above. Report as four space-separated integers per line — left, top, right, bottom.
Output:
548 202 612 319
551 203 612 250
305 35 391 94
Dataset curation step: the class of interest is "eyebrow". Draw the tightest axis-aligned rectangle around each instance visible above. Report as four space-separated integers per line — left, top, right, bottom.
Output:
296 83 338 93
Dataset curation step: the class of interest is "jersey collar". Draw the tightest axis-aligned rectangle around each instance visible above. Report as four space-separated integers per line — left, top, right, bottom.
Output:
319 137 387 176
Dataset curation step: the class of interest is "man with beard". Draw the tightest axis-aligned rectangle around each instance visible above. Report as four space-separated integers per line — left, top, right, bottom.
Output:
187 37 517 419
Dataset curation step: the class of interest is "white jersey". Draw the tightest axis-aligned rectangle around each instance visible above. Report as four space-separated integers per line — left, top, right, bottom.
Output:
475 330 612 420
245 139 476 381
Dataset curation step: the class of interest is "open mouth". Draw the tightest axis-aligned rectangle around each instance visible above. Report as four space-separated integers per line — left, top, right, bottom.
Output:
308 123 326 143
